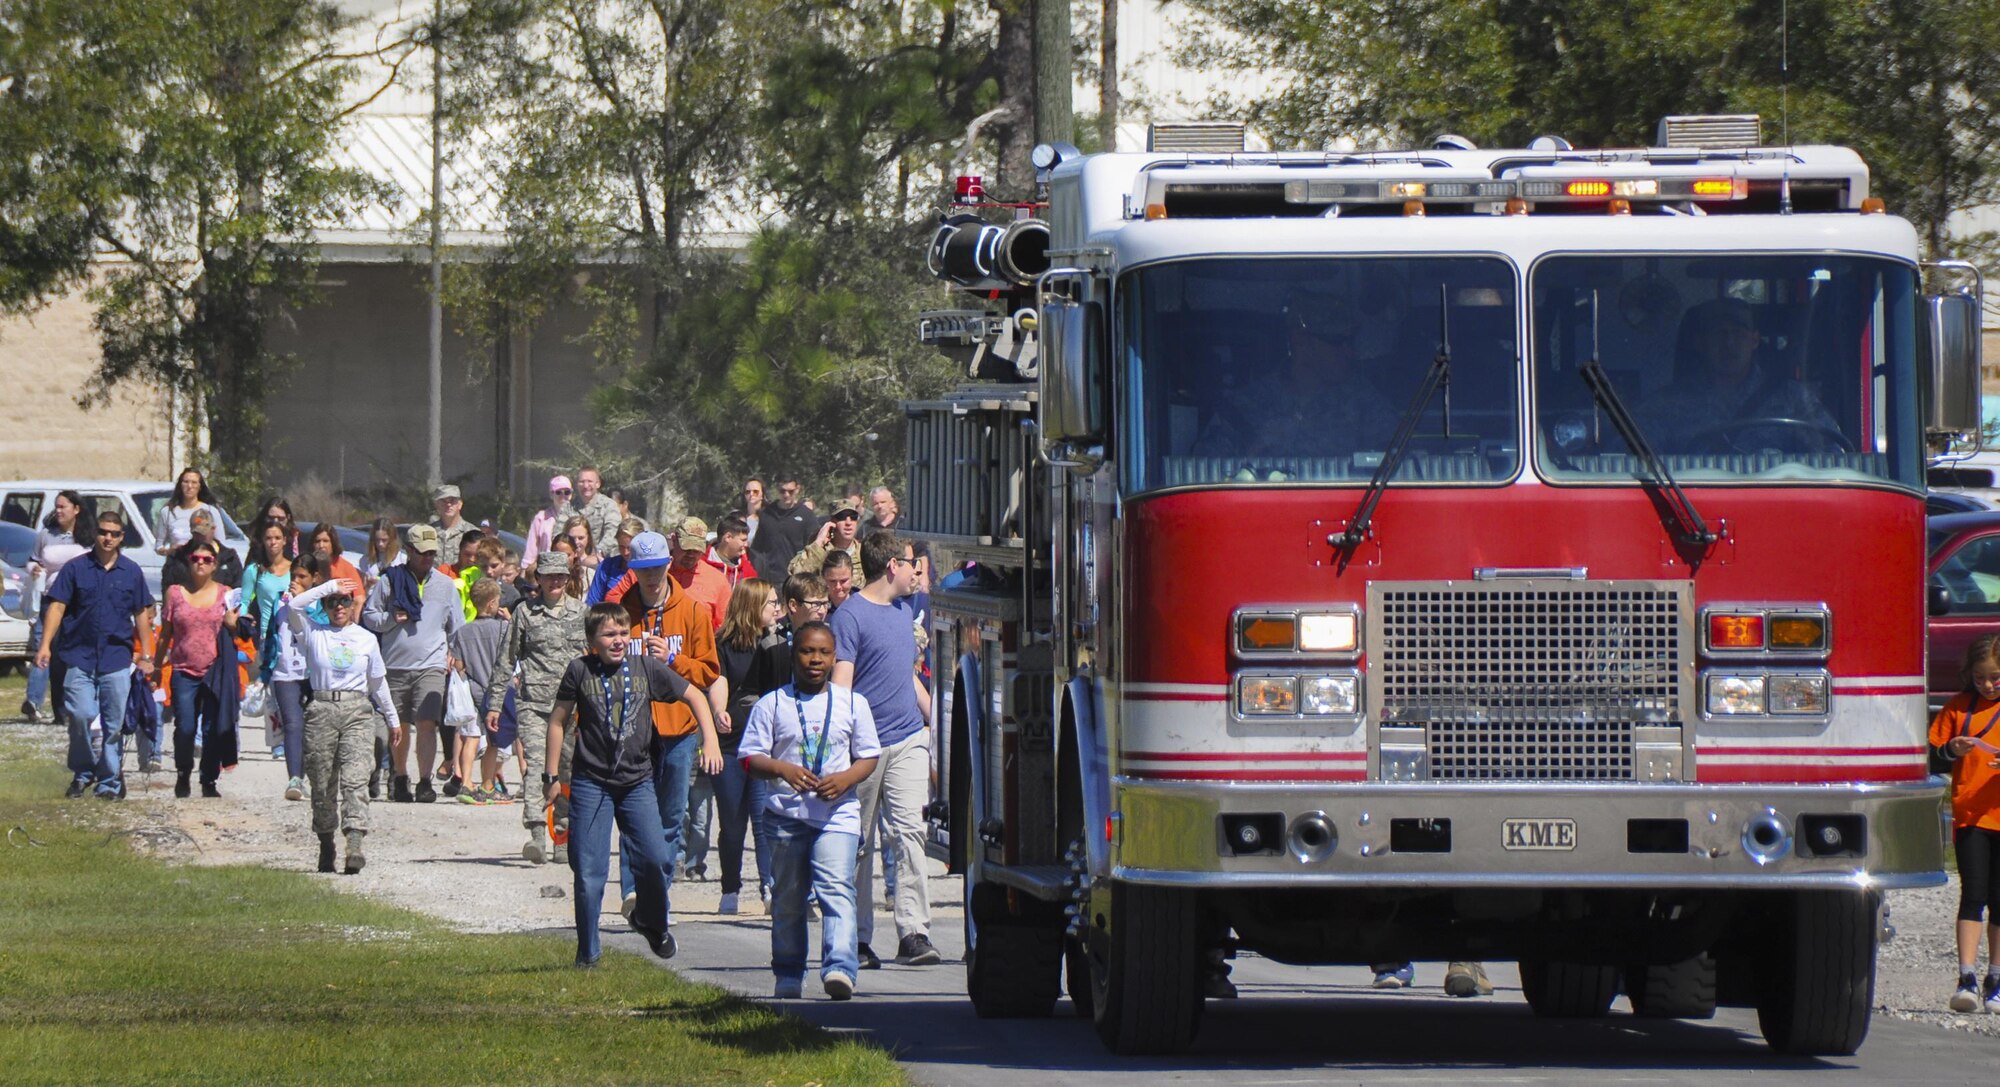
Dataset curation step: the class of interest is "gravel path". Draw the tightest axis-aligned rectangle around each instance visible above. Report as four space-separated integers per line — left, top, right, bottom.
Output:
2 716 1989 1036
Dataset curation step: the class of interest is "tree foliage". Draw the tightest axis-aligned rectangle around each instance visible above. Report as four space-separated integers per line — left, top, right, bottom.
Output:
1181 0 2000 261
3 0 401 505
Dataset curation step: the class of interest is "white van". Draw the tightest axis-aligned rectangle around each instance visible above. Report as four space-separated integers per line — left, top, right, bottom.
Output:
0 480 251 599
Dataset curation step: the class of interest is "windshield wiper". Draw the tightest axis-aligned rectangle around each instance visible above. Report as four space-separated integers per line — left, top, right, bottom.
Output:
1335 285 1451 552
1576 291 1717 548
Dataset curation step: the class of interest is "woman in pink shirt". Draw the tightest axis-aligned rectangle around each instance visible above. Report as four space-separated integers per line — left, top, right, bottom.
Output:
153 539 239 799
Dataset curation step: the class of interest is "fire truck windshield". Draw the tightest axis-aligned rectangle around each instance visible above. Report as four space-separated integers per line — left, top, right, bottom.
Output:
1532 254 1924 490
1121 256 1520 492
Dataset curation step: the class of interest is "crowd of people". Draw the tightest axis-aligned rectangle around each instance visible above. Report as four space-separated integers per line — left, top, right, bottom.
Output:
24 465 932 998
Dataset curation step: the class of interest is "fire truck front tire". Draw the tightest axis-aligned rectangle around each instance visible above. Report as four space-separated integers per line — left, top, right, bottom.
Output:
1625 953 1718 1020
1085 882 1203 1055
1753 890 1878 1056
965 881 1063 1018
1518 959 1619 1018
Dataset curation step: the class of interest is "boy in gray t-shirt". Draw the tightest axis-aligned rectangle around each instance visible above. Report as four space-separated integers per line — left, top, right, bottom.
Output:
449 579 509 802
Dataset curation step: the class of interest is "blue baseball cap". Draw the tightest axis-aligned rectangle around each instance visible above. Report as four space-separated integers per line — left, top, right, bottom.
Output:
628 530 671 569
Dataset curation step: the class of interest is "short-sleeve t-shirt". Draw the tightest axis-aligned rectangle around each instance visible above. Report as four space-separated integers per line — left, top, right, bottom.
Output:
556 654 691 789
739 682 881 833
450 616 508 697
827 594 924 746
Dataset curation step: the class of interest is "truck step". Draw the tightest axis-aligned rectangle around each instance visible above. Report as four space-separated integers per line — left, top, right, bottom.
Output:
984 864 1071 901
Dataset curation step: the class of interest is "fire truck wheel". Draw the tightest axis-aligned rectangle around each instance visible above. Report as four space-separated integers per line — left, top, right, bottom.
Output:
1086 882 1203 1054
965 881 1063 1018
1754 890 1878 1056
1625 953 1718 1020
1518 959 1619 1018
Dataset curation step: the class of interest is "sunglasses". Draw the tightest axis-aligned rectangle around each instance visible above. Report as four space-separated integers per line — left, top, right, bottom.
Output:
97 529 124 539
553 488 572 495
189 556 216 566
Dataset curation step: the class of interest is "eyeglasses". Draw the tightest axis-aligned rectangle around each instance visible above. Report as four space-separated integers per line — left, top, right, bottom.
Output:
802 600 830 610
189 556 216 567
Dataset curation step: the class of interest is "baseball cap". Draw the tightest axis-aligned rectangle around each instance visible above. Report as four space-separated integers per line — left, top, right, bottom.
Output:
405 524 442 554
831 500 862 519
535 552 572 576
628 531 671 569
432 484 461 502
674 516 710 551
549 474 573 493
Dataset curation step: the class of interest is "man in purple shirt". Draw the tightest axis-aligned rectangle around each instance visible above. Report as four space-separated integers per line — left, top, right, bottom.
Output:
36 510 155 800
830 531 938 968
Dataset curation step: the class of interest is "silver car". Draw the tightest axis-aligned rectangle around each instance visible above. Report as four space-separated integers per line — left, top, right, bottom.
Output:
0 480 250 600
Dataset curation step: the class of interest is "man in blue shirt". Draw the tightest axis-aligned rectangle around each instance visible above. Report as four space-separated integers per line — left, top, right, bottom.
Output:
830 531 938 968
35 510 155 800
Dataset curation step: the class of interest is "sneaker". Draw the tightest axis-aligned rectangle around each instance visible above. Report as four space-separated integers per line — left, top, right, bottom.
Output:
718 892 740 915
201 782 221 798
272 743 285 761
634 921 677 960
141 758 161 774
824 972 855 1001
64 778 87 800
896 934 942 967
390 775 413 803
574 956 600 970
368 770 381 800
1984 974 2000 1015
857 942 882 970
1953 972 1981 1013
1445 961 1493 997
1372 963 1415 990
284 776 305 802
621 892 638 922
760 885 773 915
414 778 437 803
774 977 804 999
20 700 38 723
492 777 510 798
442 776 462 799
522 830 548 864
457 788 488 805
483 786 514 805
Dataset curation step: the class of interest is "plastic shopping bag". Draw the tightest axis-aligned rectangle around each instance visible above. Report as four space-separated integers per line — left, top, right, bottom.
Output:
241 681 270 719
444 670 477 730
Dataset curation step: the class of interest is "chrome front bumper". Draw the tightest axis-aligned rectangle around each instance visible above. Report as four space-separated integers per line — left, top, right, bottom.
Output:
1111 777 1948 890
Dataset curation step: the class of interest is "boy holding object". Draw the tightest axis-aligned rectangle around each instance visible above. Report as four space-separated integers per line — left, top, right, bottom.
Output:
544 603 720 967
740 621 881 1000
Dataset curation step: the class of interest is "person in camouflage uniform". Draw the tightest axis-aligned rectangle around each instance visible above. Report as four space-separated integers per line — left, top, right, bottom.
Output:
573 467 623 559
487 551 588 863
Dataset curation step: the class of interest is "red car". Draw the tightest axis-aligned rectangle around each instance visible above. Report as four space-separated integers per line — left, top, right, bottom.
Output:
1927 509 2000 710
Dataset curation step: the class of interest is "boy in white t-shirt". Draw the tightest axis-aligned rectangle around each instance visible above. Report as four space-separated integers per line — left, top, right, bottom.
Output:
739 621 880 1000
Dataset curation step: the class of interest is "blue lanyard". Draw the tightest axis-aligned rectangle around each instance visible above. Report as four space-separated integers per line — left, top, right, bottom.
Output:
598 661 634 742
790 684 833 776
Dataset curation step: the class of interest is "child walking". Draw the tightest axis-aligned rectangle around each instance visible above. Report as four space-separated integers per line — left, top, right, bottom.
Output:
740 621 881 1000
544 603 719 967
450 578 509 803
1933 633 2000 1013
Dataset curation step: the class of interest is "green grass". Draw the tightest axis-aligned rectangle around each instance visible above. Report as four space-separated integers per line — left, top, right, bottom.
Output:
0 733 906 1087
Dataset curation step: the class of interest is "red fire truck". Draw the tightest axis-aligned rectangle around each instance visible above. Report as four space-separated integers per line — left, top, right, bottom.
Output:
906 116 1981 1057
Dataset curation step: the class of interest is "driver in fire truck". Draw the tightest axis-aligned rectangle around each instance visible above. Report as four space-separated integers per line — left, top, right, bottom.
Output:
1190 294 1395 464
1640 297 1838 452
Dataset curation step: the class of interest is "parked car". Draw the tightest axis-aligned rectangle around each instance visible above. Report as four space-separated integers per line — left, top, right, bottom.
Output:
1927 510 2000 711
0 480 249 599
0 522 34 665
1928 490 1995 516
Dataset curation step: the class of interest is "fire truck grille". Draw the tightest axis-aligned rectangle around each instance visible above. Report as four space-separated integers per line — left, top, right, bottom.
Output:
1368 580 1690 781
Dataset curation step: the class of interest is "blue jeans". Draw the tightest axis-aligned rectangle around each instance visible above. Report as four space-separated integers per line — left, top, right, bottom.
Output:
63 667 132 794
617 730 698 906
683 763 714 873
170 670 223 784
26 615 49 712
569 772 669 964
711 754 763 895
768 814 860 983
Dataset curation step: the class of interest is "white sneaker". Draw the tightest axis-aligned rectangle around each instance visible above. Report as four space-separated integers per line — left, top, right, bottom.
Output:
284 776 305 801
621 892 638 922
824 972 854 1001
761 887 773 915
718 892 739 915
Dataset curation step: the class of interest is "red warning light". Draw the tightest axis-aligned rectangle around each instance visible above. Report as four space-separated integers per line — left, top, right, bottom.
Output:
954 175 986 204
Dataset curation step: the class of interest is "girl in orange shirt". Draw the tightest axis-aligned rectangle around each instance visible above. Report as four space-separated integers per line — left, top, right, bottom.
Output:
1931 633 2000 1014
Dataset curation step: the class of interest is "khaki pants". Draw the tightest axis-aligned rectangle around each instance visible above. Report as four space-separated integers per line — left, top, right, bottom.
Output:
856 728 932 946
305 696 376 836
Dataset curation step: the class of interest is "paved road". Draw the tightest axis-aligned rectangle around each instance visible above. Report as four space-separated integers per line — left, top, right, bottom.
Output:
612 920 2000 1087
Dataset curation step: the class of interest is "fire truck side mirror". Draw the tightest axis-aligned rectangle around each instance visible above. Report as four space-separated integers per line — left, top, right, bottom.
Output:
1924 262 1984 443
1039 297 1106 451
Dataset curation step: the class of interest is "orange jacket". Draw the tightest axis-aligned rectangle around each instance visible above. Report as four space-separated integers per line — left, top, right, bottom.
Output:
1931 691 2000 832
618 576 718 737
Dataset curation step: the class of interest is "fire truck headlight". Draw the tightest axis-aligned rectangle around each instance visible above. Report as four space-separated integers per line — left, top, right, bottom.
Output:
1705 674 1767 715
1768 673 1830 715
1301 675 1360 716
1237 675 1299 716
1298 613 1359 653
